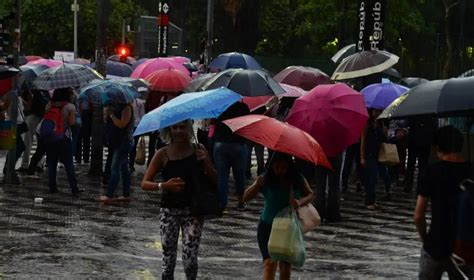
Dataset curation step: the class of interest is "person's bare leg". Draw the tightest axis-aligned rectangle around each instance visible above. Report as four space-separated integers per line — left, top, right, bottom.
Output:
263 258 277 280
278 261 291 280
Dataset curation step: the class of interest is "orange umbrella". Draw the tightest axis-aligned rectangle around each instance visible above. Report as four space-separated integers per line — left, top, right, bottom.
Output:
145 68 192 92
223 115 331 168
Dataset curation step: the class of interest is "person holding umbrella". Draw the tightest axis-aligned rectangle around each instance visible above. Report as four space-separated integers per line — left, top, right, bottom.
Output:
141 120 217 280
243 152 314 280
98 91 134 203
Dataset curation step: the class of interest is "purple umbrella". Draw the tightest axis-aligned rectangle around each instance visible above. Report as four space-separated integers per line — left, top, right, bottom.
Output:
132 58 149 70
87 60 133 77
361 83 409 109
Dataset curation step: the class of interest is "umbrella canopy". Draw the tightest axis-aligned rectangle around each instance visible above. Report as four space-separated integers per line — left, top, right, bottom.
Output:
106 75 150 92
132 58 149 70
88 60 133 77
78 79 139 105
33 64 103 90
25 55 44 62
279 83 307 98
27 58 63 68
167 56 191 64
274 66 331 91
459 69 474 78
20 64 48 87
361 83 409 109
108 55 137 65
131 58 189 79
223 115 331 168
399 77 429 88
209 52 261 71
201 68 285 97
101 86 136 105
379 77 474 119
134 87 242 136
185 73 216 92
242 96 274 111
145 68 192 92
382 67 401 79
331 44 356 64
183 62 198 73
286 83 368 157
331 50 399 81
70 58 91 65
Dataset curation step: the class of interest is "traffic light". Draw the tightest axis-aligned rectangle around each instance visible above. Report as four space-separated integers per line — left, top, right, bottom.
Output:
118 45 130 63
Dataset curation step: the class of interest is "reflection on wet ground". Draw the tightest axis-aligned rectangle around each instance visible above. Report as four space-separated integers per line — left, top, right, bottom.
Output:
0 164 421 279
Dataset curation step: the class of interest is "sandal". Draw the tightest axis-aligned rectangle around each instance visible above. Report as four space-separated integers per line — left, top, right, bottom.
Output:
117 196 131 203
96 195 115 204
366 204 376 210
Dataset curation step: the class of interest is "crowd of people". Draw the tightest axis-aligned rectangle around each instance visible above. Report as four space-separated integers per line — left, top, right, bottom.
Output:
0 77 472 279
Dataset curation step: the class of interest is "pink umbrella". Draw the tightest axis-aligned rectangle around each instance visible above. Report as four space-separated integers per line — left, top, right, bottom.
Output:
131 58 189 79
25 55 44 62
274 66 331 91
286 83 368 157
27 59 63 68
279 83 307 98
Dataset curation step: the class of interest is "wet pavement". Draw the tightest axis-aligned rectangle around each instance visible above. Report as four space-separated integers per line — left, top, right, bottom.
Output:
0 161 422 279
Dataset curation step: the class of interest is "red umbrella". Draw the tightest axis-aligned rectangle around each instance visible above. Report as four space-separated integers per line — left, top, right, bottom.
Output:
145 68 192 92
286 83 368 157
131 58 189 79
274 66 331 91
223 115 331 168
242 96 274 111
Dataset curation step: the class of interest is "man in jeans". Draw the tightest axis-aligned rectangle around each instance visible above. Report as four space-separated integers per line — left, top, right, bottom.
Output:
213 102 250 211
414 126 474 279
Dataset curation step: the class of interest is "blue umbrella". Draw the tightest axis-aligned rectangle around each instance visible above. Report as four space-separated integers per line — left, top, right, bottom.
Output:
209 52 261 71
361 83 409 109
78 80 139 105
134 87 242 136
87 60 133 77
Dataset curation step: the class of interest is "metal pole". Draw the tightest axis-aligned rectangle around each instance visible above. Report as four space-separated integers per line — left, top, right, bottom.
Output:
121 19 125 45
205 0 214 68
73 0 78 58
5 0 21 185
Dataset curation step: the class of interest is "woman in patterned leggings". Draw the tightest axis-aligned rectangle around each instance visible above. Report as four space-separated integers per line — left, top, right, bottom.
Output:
142 120 217 279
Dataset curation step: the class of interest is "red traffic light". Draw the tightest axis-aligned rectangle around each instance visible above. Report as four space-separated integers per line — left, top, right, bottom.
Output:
118 46 129 57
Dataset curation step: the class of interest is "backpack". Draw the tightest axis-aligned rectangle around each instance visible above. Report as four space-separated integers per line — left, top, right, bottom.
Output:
452 178 474 266
39 106 65 143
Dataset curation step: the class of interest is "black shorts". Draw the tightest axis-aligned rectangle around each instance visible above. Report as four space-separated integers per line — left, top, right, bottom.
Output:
257 220 272 261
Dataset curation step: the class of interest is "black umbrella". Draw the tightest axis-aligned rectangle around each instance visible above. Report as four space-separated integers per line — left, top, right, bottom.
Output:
399 77 429 88
382 67 401 79
332 50 399 81
201 69 285 97
331 44 356 64
0 66 20 79
379 77 474 119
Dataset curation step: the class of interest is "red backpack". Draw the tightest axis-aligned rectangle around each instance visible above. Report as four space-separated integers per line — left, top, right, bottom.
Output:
39 105 65 143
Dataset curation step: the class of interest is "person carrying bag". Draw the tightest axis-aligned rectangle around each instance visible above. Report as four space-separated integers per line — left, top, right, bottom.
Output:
243 152 314 280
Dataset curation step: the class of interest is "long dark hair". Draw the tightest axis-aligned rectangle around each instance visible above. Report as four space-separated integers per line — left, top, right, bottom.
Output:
263 152 298 187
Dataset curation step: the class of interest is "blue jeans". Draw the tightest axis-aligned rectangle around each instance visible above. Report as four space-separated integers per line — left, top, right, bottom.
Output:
213 142 246 208
46 138 78 192
106 140 132 198
365 157 391 205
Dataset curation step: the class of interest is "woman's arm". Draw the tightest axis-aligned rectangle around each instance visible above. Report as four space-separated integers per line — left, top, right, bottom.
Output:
196 144 217 185
142 148 166 190
293 177 314 208
110 105 132 129
243 176 265 202
67 106 75 126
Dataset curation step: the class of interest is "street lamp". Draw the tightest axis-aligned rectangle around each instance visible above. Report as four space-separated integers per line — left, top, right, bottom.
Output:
71 0 79 58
